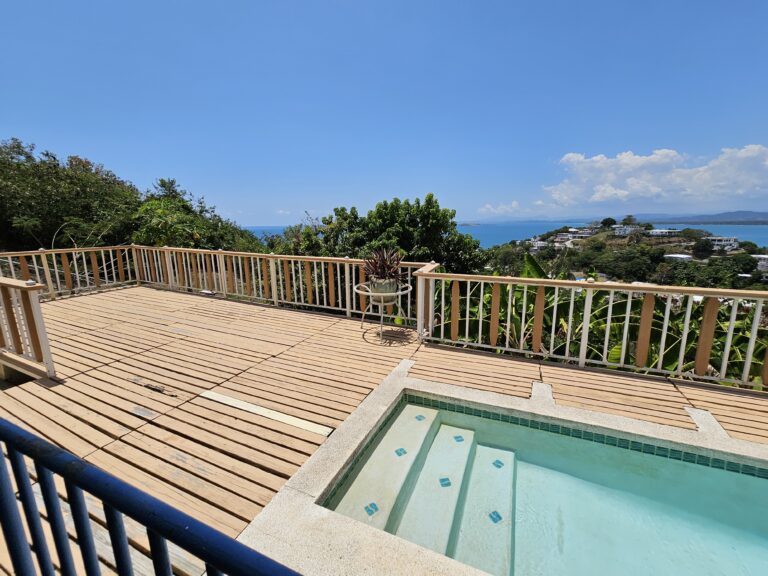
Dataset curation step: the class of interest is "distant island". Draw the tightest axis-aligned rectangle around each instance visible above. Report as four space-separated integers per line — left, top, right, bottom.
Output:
633 211 768 225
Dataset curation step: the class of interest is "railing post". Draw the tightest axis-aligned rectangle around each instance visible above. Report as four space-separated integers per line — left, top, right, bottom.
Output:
131 244 142 284
427 263 436 337
218 249 227 296
38 248 56 300
269 255 279 306
578 287 594 367
416 274 425 338
164 247 175 290
26 280 56 378
344 257 352 317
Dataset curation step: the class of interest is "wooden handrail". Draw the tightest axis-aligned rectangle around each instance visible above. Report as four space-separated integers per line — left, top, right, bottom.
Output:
416 271 768 300
0 246 429 267
0 278 47 292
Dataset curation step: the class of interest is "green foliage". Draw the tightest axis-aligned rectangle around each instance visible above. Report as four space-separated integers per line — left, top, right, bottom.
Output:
692 238 714 259
0 138 263 252
131 179 264 251
264 194 486 273
0 138 141 249
600 217 616 228
620 214 637 225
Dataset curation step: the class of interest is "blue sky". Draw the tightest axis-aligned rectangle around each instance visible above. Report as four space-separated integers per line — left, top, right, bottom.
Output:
2 1 767 225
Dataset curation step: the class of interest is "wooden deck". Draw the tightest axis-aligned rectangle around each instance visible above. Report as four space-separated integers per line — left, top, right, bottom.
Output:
2 286 768 574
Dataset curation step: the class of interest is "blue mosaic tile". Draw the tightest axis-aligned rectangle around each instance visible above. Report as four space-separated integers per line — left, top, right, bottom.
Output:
453 435 465 443
364 502 379 516
488 510 502 524
439 477 452 488
492 459 505 469
394 448 407 457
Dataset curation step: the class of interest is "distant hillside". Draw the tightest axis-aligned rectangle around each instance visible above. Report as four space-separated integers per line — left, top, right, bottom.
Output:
639 211 768 225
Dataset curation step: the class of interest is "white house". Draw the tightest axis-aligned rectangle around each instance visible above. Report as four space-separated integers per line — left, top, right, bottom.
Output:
705 236 739 251
648 228 679 237
612 224 643 237
753 254 768 272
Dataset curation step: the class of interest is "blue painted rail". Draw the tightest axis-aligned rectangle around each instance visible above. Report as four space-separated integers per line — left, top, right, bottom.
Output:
0 417 299 576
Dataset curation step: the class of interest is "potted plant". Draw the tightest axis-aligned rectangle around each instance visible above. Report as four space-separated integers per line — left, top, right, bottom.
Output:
363 248 405 306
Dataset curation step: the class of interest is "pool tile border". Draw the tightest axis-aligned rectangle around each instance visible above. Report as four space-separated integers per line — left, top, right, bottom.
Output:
405 393 768 480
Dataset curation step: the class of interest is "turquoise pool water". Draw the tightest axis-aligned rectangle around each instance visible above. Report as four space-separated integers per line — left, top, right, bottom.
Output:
326 401 768 575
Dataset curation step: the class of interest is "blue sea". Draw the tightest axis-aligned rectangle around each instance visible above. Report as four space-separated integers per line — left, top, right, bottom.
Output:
247 222 768 248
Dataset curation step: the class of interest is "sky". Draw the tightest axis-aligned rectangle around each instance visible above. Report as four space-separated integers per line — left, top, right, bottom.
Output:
2 1 767 225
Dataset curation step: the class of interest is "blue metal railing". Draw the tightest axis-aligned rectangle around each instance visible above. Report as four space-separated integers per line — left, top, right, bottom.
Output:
0 417 299 576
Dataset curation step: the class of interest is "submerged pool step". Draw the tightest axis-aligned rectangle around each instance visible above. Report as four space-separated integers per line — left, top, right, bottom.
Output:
335 405 439 529
395 424 475 554
453 445 516 576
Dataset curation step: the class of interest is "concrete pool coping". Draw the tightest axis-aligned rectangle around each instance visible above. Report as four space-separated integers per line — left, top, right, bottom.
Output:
238 359 768 575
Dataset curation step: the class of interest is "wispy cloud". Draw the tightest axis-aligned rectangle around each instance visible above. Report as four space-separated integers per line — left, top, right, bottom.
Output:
478 201 520 215
276 209 291 215
542 145 768 208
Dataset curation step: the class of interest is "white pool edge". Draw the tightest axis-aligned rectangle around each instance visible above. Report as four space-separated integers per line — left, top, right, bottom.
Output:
238 359 768 576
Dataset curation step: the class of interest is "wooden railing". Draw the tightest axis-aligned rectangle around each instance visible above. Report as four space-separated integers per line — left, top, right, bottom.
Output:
0 246 137 300
4 245 766 387
0 278 55 379
0 246 426 324
416 272 768 388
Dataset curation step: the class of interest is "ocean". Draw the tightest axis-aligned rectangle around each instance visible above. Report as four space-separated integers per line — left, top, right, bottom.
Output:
247 222 768 249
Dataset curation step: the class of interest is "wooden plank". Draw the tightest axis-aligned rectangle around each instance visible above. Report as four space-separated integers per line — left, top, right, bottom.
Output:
282 260 292 301
245 257 253 296
451 280 460 341
359 266 367 311
226 255 235 293
159 250 169 286
20 291 43 361
327 262 336 307
90 251 101 287
116 248 126 282
147 250 157 283
303 262 313 305
205 253 214 290
532 285 546 353
0 286 23 352
694 297 720 376
488 283 501 346
261 258 271 299
191 252 200 289
18 255 30 280
175 252 185 287
635 293 656 367
61 252 73 290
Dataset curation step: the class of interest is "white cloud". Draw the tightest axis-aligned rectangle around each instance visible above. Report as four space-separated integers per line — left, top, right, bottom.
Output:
544 145 768 208
276 209 291 215
478 201 520 215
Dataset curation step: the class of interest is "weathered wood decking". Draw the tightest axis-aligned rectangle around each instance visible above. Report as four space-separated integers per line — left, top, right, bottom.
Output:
1 286 767 573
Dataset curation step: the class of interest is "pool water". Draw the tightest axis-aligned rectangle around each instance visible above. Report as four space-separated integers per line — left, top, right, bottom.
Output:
326 402 768 576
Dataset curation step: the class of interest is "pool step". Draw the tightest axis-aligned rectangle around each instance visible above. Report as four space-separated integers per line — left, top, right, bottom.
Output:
335 404 439 529
395 425 475 554
452 445 516 576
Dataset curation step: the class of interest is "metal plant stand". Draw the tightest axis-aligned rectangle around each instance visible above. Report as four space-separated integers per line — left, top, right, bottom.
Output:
354 282 413 343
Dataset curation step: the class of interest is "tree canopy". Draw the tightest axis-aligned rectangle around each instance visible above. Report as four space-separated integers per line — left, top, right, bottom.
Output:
0 138 263 252
263 194 485 273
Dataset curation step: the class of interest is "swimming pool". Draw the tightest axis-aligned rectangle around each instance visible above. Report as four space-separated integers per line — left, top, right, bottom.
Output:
325 397 768 576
